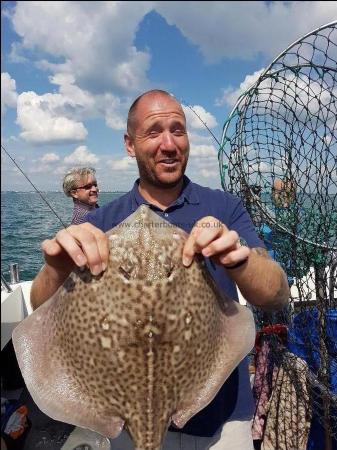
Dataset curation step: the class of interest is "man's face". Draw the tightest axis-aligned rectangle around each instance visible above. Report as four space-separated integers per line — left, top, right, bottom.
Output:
71 174 99 206
272 179 295 208
124 94 190 188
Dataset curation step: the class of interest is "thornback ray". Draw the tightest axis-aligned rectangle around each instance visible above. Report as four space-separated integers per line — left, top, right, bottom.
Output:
12 204 255 450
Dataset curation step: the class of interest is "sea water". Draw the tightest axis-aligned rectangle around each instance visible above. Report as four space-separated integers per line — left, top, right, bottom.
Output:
1 192 123 281
2 191 336 282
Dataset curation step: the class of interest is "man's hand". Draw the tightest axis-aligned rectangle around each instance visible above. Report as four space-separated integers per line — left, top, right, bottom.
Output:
182 216 250 268
31 223 109 310
42 222 109 276
182 216 289 311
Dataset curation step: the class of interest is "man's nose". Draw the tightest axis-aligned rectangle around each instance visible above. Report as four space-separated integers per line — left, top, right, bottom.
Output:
160 131 176 151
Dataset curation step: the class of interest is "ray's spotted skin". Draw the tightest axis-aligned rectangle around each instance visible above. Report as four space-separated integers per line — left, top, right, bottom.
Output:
12 205 255 450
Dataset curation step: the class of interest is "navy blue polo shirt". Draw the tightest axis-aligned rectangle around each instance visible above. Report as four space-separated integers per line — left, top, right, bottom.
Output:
86 176 265 437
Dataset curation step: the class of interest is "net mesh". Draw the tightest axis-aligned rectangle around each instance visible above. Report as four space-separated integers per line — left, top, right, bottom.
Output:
219 22 337 448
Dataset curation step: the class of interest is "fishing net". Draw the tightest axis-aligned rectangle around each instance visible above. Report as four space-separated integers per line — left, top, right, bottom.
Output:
219 22 337 449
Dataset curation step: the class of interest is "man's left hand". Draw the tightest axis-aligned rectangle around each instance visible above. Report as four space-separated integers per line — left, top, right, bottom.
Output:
182 216 250 268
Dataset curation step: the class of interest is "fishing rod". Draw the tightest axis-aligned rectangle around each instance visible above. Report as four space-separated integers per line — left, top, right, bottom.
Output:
179 98 230 160
1 143 67 228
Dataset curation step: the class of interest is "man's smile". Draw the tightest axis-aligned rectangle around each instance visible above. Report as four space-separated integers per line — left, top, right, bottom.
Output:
157 158 180 166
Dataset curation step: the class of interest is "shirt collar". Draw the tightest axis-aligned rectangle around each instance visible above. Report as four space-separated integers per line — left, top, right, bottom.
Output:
130 175 200 210
73 199 98 210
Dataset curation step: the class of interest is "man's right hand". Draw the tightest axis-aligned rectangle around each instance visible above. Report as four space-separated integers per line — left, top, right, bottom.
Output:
31 223 109 310
42 222 109 277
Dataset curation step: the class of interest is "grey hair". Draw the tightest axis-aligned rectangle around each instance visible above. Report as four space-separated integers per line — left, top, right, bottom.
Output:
62 167 96 197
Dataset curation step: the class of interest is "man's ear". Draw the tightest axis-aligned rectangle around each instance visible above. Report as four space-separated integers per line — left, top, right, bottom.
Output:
70 190 78 200
124 133 136 157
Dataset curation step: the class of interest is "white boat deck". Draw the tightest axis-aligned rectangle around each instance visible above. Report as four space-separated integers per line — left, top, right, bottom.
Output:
1 280 33 350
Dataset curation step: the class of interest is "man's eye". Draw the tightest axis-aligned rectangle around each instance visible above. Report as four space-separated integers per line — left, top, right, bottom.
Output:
173 129 185 135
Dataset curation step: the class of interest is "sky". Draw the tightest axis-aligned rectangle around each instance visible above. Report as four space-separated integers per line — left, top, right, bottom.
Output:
1 1 336 192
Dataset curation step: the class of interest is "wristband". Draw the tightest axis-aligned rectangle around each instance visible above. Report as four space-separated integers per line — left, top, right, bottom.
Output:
225 236 249 269
224 258 248 270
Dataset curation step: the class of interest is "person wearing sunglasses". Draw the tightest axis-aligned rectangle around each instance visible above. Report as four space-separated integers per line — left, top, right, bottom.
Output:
62 167 99 225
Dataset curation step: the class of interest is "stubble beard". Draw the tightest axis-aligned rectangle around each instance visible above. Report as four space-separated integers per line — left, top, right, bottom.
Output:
137 158 188 190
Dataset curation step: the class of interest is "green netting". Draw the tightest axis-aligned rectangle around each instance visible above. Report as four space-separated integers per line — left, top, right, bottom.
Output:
219 22 336 448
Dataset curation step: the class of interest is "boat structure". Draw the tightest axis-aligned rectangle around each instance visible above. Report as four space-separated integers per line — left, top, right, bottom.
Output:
1 267 33 352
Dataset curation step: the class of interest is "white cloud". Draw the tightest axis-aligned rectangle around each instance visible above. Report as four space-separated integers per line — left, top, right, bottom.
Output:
49 73 96 117
155 1 337 63
11 1 153 95
8 2 336 104
4 2 334 193
100 93 127 130
252 71 336 120
53 165 69 176
8 42 29 64
323 135 332 145
200 168 219 179
183 105 218 130
216 68 265 107
16 91 88 144
186 141 220 184
50 73 127 130
250 161 271 174
1 72 18 116
40 153 60 163
216 66 337 126
188 131 215 146
186 157 220 183
64 146 99 165
1 135 19 145
108 156 138 172
190 144 217 158
29 164 54 174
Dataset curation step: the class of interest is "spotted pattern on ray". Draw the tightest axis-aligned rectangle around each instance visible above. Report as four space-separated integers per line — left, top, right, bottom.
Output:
13 205 255 450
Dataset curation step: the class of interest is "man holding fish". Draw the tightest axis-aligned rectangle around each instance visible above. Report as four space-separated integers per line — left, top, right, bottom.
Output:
29 90 289 449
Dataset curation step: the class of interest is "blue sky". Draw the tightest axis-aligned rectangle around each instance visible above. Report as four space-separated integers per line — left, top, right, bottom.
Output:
1 1 335 191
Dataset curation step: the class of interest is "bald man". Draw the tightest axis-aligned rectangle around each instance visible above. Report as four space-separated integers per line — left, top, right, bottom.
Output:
30 90 289 450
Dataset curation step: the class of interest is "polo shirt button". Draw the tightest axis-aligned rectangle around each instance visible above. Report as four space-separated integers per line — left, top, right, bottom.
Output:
164 213 168 217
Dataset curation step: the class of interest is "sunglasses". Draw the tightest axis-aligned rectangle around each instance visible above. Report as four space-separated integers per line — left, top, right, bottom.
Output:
74 182 99 191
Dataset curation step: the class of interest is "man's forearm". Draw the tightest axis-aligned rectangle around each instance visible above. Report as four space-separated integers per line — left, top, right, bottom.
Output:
227 248 289 311
30 264 70 310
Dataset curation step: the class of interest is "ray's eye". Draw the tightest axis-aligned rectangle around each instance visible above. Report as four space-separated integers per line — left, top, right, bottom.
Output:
167 265 174 278
119 266 131 280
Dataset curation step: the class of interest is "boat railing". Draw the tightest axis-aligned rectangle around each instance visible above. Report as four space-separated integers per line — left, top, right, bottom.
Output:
1 273 12 293
9 262 20 284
